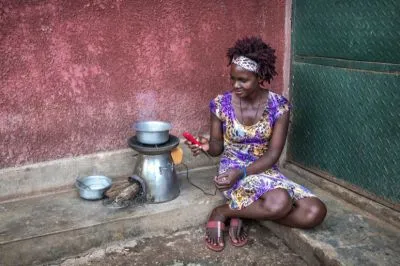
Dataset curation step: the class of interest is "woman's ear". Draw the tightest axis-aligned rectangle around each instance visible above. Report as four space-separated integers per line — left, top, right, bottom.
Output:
258 79 268 89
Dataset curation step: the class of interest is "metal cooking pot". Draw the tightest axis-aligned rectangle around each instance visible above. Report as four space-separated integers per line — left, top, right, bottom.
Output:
75 175 112 200
134 121 172 145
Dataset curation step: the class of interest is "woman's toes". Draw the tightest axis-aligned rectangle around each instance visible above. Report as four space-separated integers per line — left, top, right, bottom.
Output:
230 228 239 243
232 235 238 243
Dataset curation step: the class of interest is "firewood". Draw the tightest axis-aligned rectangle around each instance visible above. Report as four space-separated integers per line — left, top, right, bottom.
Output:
105 181 131 199
115 183 140 203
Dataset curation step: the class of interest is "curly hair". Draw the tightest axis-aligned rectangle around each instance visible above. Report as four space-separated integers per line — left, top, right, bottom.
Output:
227 36 277 83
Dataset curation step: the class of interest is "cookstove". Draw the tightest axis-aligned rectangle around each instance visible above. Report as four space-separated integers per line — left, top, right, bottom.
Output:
128 135 180 203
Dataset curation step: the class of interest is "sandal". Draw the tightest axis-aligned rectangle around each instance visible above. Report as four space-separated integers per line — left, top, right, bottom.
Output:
229 218 248 247
205 221 226 252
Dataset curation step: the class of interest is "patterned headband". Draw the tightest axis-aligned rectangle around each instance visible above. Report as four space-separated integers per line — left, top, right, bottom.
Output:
232 56 259 73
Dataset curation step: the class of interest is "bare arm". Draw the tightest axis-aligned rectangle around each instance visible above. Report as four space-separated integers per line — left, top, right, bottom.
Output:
207 112 224 156
214 111 290 189
246 111 290 175
184 112 224 157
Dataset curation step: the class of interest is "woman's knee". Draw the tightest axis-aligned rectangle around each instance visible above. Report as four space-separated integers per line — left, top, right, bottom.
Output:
301 200 327 228
261 189 292 219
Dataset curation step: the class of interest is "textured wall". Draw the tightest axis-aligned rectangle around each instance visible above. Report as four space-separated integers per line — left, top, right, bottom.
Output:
0 0 286 168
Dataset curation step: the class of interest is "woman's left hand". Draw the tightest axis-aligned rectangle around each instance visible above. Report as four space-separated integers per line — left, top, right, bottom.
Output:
214 168 243 190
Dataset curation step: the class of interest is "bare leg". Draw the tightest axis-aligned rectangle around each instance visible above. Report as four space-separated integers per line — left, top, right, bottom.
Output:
215 188 293 220
206 188 293 247
275 197 327 229
206 189 327 247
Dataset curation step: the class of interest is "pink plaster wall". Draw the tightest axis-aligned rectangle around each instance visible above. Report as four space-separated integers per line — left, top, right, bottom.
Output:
0 0 286 168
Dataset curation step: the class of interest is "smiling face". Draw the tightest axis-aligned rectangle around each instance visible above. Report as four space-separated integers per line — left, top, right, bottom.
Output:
230 64 262 98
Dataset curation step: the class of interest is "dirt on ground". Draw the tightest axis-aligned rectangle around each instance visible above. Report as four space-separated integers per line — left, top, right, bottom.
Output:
56 222 307 266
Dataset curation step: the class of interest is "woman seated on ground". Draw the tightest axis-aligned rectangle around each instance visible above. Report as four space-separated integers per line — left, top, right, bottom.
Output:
185 36 327 252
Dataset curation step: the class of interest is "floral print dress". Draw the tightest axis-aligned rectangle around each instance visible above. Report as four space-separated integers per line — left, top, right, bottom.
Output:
209 91 316 210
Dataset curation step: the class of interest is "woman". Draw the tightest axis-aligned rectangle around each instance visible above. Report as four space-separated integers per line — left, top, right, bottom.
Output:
186 36 327 252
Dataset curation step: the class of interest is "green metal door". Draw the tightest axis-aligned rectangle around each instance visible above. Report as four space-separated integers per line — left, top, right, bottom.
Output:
288 0 400 206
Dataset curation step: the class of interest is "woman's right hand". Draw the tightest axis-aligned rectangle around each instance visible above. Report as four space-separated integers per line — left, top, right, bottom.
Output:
214 168 242 190
184 136 209 156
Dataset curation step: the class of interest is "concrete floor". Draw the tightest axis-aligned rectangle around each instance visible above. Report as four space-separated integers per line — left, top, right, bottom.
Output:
0 167 225 265
1 165 399 266
57 223 307 266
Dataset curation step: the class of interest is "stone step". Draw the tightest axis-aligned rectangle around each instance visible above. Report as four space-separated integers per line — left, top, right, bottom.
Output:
2 162 399 266
0 142 218 203
260 165 400 266
0 166 223 265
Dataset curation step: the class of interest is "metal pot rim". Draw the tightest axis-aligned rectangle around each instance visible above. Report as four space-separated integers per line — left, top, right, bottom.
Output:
134 121 172 132
75 175 112 191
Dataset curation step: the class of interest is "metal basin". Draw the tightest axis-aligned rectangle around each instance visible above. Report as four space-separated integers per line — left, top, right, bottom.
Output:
134 121 172 145
75 175 112 200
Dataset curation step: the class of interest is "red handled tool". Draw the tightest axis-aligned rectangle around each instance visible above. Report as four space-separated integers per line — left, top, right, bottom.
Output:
183 132 212 159
183 132 202 146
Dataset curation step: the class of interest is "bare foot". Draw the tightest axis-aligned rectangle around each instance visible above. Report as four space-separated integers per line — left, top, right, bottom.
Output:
205 208 227 251
229 218 248 247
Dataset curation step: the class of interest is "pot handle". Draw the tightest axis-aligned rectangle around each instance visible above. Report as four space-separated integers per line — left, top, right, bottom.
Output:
75 177 91 190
